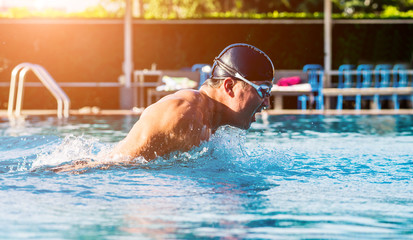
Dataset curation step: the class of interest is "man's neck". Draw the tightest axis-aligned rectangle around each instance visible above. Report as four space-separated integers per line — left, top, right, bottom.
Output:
199 86 228 132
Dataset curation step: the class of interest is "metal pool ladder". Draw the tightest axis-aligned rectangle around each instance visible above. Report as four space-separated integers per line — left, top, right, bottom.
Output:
8 63 70 119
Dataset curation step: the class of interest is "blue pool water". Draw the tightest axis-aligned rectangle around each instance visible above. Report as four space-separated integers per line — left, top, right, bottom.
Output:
0 115 412 239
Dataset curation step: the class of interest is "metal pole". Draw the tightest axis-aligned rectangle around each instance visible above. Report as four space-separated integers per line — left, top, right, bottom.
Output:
120 0 134 109
124 0 133 88
324 0 332 87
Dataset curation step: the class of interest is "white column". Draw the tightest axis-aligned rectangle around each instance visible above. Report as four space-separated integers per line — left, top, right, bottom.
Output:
324 0 332 87
123 0 133 88
132 0 141 17
120 0 134 109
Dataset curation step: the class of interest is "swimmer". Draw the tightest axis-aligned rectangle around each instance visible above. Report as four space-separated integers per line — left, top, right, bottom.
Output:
51 43 275 172
111 43 275 161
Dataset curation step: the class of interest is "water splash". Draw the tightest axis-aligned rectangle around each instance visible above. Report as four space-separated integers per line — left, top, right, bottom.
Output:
0 135 59 173
7 157 30 173
28 126 291 175
30 134 111 171
146 126 292 176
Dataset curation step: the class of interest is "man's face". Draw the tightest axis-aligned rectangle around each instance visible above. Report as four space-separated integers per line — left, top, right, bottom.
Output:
232 80 272 129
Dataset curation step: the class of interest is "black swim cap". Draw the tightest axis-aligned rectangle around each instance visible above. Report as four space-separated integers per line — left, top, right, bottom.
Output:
211 43 275 82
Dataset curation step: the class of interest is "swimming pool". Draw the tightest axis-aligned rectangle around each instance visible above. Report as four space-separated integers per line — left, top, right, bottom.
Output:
0 114 412 239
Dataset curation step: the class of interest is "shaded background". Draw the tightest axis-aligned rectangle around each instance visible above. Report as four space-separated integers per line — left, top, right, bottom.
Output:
0 21 412 109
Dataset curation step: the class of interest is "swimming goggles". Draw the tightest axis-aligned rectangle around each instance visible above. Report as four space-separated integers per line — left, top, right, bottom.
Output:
214 58 272 98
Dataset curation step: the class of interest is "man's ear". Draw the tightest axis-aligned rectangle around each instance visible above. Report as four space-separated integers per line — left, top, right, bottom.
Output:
223 78 236 97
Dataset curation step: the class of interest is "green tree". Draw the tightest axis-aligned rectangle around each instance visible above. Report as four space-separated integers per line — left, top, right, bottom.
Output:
333 0 413 15
143 0 220 19
102 0 413 18
103 0 221 19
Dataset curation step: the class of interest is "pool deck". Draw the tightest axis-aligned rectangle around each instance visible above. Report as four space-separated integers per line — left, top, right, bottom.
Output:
2 109 413 118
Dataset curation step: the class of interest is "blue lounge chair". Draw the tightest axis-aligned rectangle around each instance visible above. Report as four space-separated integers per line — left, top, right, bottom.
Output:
300 64 324 110
392 64 412 109
192 64 212 87
336 64 355 110
355 64 374 110
374 64 393 109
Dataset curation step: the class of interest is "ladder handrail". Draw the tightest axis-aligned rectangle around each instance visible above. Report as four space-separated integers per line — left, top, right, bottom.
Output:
33 64 70 117
14 66 64 118
8 63 70 119
8 63 33 117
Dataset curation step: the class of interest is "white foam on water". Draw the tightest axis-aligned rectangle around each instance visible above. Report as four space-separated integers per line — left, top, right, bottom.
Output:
149 125 293 175
28 125 292 174
30 134 112 171
7 157 31 173
2 135 60 173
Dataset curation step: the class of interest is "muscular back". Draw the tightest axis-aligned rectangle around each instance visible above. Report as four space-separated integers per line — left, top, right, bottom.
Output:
111 90 212 161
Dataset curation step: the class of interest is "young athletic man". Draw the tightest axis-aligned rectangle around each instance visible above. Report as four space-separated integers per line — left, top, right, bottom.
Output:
110 43 275 162
51 43 275 172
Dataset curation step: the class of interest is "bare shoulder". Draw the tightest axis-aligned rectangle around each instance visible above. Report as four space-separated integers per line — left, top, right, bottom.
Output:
112 89 208 160
160 89 203 107
143 89 203 124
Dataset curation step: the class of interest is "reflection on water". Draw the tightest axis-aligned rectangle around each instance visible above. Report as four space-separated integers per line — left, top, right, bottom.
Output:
355 115 396 134
253 114 412 137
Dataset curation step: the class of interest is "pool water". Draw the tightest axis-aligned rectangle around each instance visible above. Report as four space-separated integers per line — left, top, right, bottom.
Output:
0 115 412 239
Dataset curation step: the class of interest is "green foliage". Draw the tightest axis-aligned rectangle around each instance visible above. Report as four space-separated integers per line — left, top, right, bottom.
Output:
203 11 320 19
0 5 122 18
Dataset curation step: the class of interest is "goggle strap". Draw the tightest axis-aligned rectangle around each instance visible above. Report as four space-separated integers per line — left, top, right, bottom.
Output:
214 58 240 78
